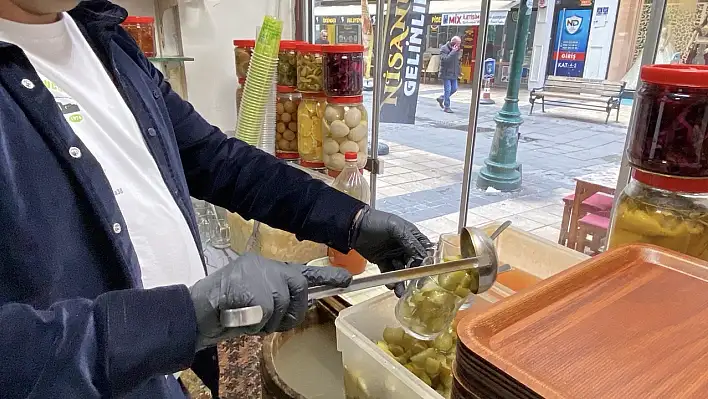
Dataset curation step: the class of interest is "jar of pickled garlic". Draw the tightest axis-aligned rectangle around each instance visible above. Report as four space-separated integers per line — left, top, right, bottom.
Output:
296 43 323 93
323 44 364 97
235 77 246 115
608 169 708 260
627 65 708 177
122 16 156 57
278 40 299 88
322 96 368 174
233 39 255 80
276 86 301 159
297 93 326 168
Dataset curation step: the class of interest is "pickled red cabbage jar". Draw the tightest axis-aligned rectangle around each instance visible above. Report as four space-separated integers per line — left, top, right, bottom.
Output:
122 16 156 57
233 39 255 80
323 44 364 97
628 65 708 177
608 169 708 261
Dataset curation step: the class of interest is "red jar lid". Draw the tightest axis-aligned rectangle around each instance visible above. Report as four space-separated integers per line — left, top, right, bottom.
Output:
323 44 365 53
277 85 297 93
124 16 155 24
297 43 323 53
300 160 325 168
301 92 326 98
280 40 301 50
640 64 708 89
238 77 246 84
328 95 363 104
632 169 708 193
233 39 255 48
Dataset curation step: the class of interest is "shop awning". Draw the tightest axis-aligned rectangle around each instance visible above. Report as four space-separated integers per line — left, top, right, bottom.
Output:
314 0 520 17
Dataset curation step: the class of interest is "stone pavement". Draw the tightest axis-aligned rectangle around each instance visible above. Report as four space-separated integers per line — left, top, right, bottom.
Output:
363 82 629 244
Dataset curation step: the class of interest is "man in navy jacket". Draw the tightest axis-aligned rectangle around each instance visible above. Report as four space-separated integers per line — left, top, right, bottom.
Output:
0 0 431 397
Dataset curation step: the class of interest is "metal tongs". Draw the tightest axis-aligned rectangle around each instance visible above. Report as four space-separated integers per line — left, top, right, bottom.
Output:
220 222 510 328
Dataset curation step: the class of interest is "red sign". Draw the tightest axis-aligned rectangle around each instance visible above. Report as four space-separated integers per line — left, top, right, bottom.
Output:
553 51 586 61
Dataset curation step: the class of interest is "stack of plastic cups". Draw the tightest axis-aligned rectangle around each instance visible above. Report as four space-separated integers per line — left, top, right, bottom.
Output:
236 16 282 146
257 72 277 155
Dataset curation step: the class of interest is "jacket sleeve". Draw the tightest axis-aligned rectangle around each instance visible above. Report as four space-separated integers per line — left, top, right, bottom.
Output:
142 56 365 252
439 45 453 63
0 285 197 398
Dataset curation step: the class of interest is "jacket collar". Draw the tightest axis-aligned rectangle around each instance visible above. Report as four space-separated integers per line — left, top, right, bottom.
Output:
0 0 127 49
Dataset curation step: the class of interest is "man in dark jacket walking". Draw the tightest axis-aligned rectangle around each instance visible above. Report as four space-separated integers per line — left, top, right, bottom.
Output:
437 36 462 113
0 1 432 398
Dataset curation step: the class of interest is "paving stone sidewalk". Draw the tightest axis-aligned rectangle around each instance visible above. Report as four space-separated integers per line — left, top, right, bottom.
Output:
363 83 628 243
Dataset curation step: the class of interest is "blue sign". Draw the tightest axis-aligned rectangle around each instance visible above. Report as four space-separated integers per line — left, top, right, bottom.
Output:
483 58 496 79
551 8 592 77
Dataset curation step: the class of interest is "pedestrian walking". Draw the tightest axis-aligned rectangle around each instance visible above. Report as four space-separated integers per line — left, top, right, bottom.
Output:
437 36 462 113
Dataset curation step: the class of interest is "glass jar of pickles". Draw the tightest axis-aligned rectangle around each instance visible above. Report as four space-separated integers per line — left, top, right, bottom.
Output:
276 86 301 159
233 39 255 80
278 40 299 88
608 169 708 260
322 96 368 174
323 44 364 97
297 93 326 168
122 16 156 57
627 65 708 177
296 43 323 93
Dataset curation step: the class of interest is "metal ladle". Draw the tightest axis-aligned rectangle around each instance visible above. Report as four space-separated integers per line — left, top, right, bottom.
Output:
221 222 511 328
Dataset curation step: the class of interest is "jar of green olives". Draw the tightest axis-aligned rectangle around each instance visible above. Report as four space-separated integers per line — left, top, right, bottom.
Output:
233 39 254 80
322 96 368 174
278 40 299 88
276 86 301 159
296 43 323 93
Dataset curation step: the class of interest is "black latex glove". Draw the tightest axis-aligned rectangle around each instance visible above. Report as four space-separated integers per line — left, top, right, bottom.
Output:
350 207 433 297
189 253 352 351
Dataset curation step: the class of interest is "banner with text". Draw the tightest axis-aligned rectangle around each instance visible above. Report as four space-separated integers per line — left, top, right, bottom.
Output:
380 0 432 124
551 8 592 77
441 11 508 26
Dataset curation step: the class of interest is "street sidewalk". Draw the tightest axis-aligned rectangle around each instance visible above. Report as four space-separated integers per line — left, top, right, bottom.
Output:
365 82 628 244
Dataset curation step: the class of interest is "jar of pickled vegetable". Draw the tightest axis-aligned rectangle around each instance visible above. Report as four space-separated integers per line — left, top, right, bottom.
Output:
608 169 708 260
323 44 364 97
276 86 301 159
296 43 323 93
236 77 246 115
233 39 255 80
122 16 156 57
278 40 299 88
322 96 368 173
297 93 326 168
627 65 708 177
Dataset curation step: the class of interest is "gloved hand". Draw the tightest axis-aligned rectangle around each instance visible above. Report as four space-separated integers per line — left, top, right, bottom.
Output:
189 253 352 351
350 207 433 297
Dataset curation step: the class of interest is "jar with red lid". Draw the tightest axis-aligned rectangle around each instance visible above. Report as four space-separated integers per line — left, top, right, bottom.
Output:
276 86 301 159
122 16 156 57
278 41 300 88
323 44 364 97
297 93 326 168
233 39 255 80
627 65 708 177
322 96 368 174
296 43 323 93
608 169 708 260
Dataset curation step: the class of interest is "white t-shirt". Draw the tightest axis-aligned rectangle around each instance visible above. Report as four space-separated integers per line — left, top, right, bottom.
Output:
0 14 206 289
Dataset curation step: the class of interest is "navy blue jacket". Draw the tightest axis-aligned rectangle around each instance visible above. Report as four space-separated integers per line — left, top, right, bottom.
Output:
0 1 363 397
439 43 461 80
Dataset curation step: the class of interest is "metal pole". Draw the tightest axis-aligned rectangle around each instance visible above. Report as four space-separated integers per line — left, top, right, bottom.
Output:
369 0 387 209
613 0 667 197
457 0 492 232
300 0 313 42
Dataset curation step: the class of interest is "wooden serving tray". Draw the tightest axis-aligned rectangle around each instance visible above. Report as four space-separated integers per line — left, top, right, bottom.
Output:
458 244 708 399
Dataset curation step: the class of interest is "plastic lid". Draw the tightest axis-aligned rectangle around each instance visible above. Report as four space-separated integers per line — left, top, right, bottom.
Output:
124 16 155 24
640 64 708 89
280 40 300 50
344 152 358 160
297 43 323 53
277 85 297 93
632 169 708 193
328 95 363 104
233 39 256 47
323 44 365 53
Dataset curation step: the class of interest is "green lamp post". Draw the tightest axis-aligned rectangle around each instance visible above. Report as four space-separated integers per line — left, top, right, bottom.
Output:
477 0 532 191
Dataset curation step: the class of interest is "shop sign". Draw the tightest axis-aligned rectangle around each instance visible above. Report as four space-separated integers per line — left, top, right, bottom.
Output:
483 58 496 79
440 11 508 26
315 15 363 25
551 8 592 77
336 24 360 44
430 14 442 25
380 0 432 124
